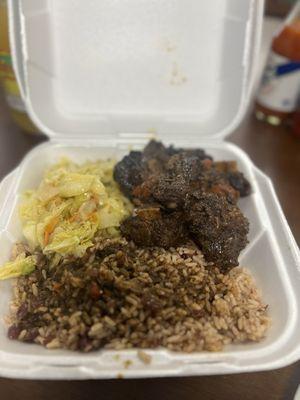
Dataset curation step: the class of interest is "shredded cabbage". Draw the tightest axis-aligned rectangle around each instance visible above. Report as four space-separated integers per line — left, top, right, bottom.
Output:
0 255 36 280
18 158 132 258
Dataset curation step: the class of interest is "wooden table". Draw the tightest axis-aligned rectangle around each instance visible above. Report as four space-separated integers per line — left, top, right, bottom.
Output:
0 90 300 400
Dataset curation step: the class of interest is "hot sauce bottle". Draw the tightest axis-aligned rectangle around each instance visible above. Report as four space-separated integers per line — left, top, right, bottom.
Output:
255 1 300 126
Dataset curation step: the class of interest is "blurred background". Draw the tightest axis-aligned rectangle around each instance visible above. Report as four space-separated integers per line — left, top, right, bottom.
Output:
266 0 297 16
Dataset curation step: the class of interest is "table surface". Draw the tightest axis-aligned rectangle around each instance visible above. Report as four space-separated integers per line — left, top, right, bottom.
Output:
0 88 300 399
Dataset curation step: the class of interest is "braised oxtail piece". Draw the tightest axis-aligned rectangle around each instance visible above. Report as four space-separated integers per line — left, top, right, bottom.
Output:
114 140 251 271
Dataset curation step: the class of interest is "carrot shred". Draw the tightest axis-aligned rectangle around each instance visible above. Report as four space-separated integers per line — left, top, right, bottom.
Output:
44 216 59 246
69 213 79 223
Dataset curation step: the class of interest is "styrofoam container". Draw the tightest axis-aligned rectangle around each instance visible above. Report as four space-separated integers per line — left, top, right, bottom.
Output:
0 0 299 379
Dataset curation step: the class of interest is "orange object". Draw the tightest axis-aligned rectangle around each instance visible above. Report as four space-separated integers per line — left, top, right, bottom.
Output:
272 19 300 59
255 2 300 126
44 216 60 246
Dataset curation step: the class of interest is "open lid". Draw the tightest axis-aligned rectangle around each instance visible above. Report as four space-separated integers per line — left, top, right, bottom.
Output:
8 0 263 140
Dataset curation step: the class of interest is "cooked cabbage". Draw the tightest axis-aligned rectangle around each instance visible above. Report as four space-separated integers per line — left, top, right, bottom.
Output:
18 158 132 258
0 255 36 280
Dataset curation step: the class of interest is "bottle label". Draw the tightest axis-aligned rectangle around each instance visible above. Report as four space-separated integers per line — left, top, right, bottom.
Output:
0 51 11 66
0 50 12 79
257 52 300 113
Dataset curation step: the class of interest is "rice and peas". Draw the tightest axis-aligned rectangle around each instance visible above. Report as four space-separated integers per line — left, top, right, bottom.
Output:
1 158 270 352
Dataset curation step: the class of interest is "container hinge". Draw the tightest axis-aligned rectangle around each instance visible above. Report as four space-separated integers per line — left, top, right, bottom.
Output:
49 132 159 147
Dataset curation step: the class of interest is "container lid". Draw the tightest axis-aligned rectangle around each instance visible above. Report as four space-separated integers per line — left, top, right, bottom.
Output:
9 0 263 140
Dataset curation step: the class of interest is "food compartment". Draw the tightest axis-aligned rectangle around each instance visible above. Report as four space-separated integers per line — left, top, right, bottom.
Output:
0 139 297 378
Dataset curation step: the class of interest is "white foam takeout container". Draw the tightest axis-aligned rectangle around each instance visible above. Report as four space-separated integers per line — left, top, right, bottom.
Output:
0 0 299 380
